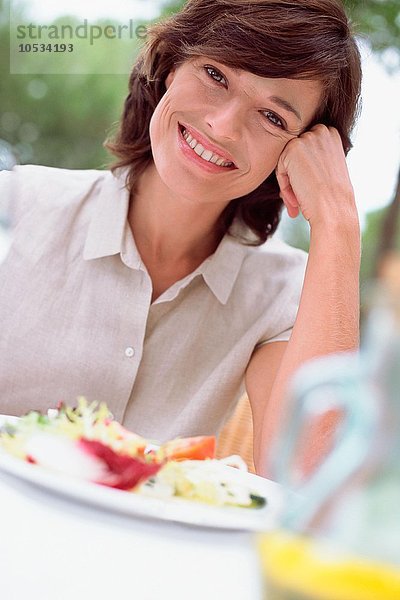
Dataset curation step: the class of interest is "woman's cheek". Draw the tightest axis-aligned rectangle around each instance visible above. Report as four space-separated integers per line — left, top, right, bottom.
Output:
250 147 281 181
148 96 167 142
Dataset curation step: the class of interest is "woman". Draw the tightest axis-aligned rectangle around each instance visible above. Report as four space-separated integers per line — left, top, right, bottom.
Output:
0 0 361 475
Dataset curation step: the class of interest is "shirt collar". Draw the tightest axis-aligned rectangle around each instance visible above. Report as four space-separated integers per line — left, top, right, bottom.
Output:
83 168 249 305
200 230 248 305
83 167 141 269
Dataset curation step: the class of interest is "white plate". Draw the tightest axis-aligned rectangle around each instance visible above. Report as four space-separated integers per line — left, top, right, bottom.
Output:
0 414 284 531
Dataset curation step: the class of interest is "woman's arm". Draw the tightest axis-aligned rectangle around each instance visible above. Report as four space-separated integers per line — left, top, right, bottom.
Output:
246 125 361 476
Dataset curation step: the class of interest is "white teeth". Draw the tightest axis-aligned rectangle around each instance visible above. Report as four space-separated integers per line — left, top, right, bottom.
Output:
201 149 213 161
181 127 233 167
194 144 204 156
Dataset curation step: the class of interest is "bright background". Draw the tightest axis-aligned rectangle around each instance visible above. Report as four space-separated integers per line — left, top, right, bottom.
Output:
13 0 163 22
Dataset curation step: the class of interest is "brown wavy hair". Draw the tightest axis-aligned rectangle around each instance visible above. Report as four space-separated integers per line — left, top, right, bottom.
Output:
105 0 362 245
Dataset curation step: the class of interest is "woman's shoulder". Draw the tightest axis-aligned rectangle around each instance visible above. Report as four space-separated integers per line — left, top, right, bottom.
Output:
241 236 308 274
1 163 109 193
228 219 307 275
0 165 113 223
209 231 308 311
231 235 308 302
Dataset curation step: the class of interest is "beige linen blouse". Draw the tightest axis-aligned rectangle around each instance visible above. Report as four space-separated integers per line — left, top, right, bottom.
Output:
0 165 308 441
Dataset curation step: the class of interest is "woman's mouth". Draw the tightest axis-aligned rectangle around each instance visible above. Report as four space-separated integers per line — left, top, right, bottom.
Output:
177 124 237 173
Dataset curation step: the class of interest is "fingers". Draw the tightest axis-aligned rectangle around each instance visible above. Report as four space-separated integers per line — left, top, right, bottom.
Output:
274 124 354 228
284 199 300 219
276 154 299 219
279 183 299 218
301 124 344 155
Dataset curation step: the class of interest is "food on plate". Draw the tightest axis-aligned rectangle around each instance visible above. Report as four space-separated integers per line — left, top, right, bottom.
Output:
161 435 216 461
0 399 266 509
137 459 266 508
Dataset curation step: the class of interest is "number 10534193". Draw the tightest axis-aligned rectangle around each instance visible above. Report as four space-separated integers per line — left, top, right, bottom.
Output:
18 43 74 52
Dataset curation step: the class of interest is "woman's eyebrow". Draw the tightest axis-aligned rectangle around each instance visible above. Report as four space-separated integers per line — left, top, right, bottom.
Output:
268 95 302 123
226 65 303 123
218 62 303 123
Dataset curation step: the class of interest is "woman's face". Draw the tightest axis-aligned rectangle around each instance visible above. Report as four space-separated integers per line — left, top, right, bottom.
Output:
149 56 323 207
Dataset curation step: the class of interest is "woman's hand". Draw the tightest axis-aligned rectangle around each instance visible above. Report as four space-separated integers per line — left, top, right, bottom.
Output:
256 125 361 475
275 124 358 231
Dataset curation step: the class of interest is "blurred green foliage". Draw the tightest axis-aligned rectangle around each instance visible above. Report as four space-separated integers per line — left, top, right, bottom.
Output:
0 0 180 169
0 1 135 169
343 0 400 56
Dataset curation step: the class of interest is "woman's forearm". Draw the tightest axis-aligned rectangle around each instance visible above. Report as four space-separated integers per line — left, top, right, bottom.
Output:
287 220 361 357
257 219 361 474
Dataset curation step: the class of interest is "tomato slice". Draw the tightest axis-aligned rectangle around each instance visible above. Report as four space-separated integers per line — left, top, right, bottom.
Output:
162 436 216 461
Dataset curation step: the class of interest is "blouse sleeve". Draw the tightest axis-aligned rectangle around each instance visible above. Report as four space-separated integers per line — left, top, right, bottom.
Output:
0 165 40 230
253 241 308 349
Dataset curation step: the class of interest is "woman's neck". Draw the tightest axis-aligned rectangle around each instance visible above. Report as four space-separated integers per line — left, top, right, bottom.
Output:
128 162 227 266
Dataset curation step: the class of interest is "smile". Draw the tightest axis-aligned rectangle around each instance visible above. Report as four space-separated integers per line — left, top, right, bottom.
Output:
180 125 234 168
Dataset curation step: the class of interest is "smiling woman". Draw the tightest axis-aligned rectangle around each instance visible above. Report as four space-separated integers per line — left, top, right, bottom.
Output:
107 0 361 245
152 58 323 199
0 0 362 477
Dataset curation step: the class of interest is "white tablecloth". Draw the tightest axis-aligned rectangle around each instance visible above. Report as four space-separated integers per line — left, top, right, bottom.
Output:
0 470 264 600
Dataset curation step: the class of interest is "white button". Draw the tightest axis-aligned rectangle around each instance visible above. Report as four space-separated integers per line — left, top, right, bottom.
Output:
125 346 135 358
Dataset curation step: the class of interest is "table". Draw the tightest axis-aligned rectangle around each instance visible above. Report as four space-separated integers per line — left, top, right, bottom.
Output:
0 469 264 600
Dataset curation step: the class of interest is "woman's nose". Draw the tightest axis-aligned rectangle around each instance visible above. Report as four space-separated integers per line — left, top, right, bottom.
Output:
204 99 245 141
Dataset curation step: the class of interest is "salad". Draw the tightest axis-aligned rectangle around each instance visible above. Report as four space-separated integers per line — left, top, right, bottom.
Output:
0 399 266 509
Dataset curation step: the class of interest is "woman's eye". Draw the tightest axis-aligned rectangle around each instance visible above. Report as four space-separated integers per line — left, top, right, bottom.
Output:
263 110 285 129
204 65 227 86
202 65 286 132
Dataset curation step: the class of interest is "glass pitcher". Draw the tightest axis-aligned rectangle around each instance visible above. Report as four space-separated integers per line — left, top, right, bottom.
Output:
258 256 400 600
